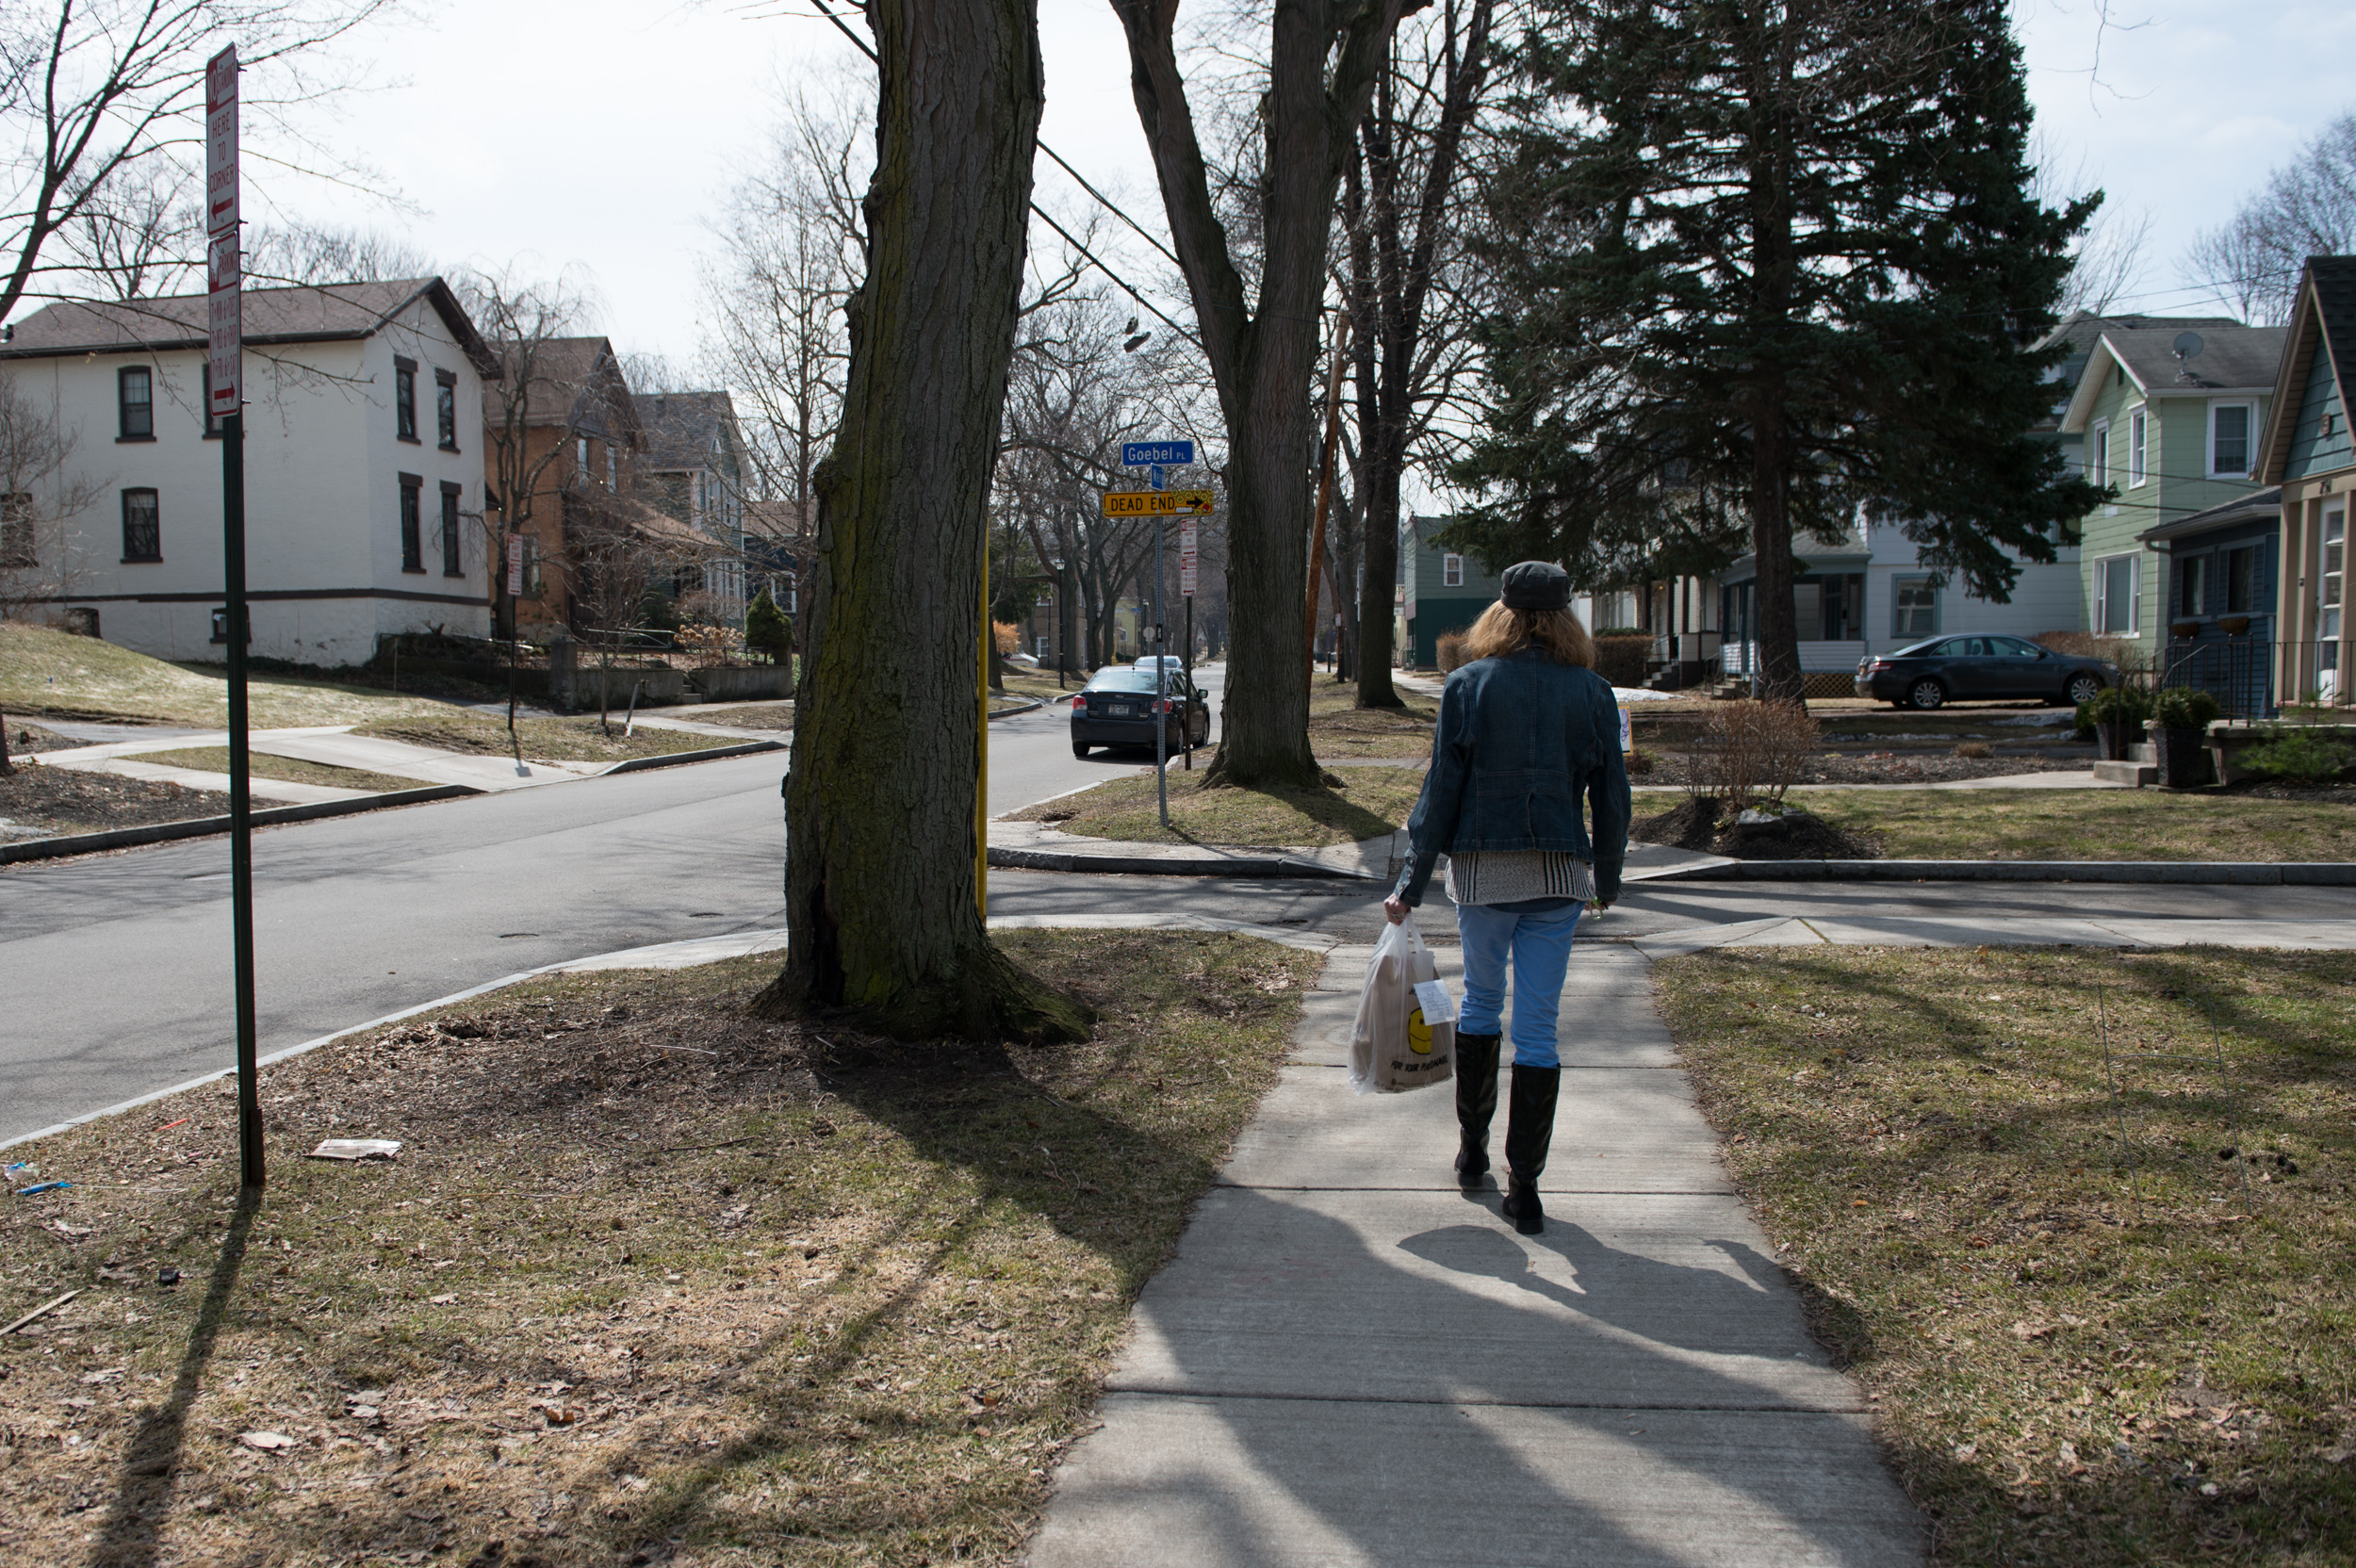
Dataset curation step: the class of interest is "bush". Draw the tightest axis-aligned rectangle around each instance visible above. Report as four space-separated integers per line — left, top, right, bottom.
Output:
674 622 744 668
1591 633 1650 688
2151 687 2221 730
1681 699 1820 809
2071 699 2097 742
2087 684 2151 726
1435 630 1469 672
2242 725 2356 783
745 589 793 662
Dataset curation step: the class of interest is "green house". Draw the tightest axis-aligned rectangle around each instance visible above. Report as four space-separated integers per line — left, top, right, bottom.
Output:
1396 514 1502 667
2059 320 2286 644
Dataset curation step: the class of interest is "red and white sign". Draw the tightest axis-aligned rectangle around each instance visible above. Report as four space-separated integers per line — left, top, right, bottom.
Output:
205 45 239 420
1179 517 1199 596
508 534 525 596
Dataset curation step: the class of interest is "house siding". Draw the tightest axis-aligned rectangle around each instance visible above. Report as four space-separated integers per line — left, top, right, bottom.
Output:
2283 338 2351 480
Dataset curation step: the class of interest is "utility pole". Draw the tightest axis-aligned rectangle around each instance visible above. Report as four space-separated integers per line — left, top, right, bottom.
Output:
206 44 262 1193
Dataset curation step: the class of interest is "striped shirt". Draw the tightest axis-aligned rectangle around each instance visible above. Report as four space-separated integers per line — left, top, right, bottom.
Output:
1444 849 1595 907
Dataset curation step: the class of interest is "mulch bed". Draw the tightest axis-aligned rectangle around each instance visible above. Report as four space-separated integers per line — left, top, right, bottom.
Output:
1642 748 2094 788
6 722 88 758
2217 779 2356 803
0 760 232 839
1633 796 1884 859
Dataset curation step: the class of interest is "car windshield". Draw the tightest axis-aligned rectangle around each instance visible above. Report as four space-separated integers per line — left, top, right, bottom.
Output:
1084 671 1160 694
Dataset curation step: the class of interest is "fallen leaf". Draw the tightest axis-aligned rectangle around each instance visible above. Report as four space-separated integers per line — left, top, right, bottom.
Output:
2009 1321 2054 1341
238 1430 296 1452
429 1294 456 1305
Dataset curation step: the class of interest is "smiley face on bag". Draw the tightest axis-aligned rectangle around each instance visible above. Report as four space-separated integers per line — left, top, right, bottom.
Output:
1407 1008 1434 1055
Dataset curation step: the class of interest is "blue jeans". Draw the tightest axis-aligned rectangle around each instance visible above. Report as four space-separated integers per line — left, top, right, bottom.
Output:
1454 902 1583 1068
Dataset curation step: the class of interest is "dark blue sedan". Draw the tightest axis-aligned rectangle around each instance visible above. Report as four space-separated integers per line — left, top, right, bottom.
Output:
1856 634 2117 710
1069 667 1210 757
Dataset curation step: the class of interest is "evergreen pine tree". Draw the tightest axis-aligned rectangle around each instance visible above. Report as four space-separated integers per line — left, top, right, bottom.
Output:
745 587 793 662
1453 0 2105 702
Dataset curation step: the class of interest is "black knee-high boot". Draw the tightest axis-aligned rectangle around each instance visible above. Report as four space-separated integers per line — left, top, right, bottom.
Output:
1500 1064 1561 1235
1452 1033 1502 1188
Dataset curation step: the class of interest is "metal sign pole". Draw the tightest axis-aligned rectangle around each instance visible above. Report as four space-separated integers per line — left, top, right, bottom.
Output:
206 43 262 1193
1153 471 1169 827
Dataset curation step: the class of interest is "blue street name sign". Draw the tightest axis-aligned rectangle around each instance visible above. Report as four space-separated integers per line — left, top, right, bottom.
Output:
1122 440 1193 467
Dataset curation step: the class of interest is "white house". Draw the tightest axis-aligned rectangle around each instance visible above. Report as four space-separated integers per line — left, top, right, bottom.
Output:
0 277 498 666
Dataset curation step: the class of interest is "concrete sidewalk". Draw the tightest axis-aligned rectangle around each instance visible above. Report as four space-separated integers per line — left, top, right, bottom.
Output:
1027 937 1922 1566
988 822 1737 883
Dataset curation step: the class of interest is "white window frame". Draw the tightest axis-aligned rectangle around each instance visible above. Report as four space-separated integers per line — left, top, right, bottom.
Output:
2208 400 2257 479
1891 576 1938 639
2128 407 2147 487
1442 552 1464 589
2094 551 2142 637
2322 505 2345 645
2089 417 2112 514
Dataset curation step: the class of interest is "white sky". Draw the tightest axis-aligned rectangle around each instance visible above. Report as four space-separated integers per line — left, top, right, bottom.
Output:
244 0 2353 364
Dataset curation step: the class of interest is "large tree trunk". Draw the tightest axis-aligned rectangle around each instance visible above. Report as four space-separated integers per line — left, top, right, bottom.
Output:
1114 0 1406 787
763 0 1087 1044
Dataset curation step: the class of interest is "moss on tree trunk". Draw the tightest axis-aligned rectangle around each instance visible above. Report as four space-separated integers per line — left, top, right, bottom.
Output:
760 0 1088 1045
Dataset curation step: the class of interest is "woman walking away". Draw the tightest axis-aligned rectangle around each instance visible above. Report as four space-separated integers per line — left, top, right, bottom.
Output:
1383 562 1630 1235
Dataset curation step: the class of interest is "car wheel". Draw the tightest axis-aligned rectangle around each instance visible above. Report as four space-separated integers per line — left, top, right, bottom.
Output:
2066 672 2104 707
1906 678 1947 710
1071 741 1089 759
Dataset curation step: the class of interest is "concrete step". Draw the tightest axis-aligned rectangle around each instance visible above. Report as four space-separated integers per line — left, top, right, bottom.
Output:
2090 759 2155 786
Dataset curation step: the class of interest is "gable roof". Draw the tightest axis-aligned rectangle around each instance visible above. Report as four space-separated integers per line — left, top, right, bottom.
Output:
2058 319 2286 433
2138 485 2281 545
0 277 499 376
634 391 742 472
2029 312 2243 434
482 336 640 441
2257 256 2356 483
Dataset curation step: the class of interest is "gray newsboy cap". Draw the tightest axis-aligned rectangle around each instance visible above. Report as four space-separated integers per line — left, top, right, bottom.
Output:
1500 560 1570 611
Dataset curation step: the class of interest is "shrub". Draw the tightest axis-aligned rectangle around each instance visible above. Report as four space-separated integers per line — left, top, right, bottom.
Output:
2151 687 2222 731
674 622 744 668
1681 699 1820 809
2037 629 2151 674
2071 699 2097 742
1954 741 1991 760
2242 725 2356 783
2087 684 2151 726
1435 630 1469 672
744 589 793 662
1591 633 1650 687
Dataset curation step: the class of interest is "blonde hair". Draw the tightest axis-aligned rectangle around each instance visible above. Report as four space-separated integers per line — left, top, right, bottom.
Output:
1457 600 1595 668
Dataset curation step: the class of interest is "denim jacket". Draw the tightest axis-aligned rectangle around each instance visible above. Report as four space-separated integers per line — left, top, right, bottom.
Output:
1392 648 1632 907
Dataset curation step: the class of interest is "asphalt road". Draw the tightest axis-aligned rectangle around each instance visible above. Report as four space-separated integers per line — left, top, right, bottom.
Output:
0 675 1204 1145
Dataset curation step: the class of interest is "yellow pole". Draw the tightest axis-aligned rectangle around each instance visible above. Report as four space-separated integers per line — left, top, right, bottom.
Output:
977 538 990 922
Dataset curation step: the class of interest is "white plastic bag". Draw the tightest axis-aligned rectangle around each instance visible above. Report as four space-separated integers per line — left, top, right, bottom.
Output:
1348 921 1456 1095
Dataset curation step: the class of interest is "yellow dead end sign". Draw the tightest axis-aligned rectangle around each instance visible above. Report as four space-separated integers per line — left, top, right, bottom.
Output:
1102 489 1215 516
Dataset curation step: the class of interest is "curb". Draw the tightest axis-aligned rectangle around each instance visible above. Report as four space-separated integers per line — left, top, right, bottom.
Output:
987 845 1380 880
988 699 1046 721
0 783 479 866
1649 858 2356 885
602 738 785 774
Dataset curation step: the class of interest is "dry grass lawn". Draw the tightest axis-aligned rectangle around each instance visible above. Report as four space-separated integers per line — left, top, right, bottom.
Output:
1802 788 2356 862
132 746 436 795
353 712 738 765
1307 684 1436 759
1006 765 1425 847
0 930 1320 1566
1 622 446 729
1655 945 2356 1566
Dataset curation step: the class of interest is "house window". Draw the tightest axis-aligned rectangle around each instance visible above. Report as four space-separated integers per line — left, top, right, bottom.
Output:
2129 409 2147 486
2095 553 2141 635
395 358 418 442
2226 545 2259 613
435 370 458 449
606 444 618 490
2178 554 2206 617
1892 577 1938 639
2209 402 2254 478
118 367 154 440
121 488 160 561
440 482 463 576
2323 507 2345 647
399 475 423 572
0 493 33 565
576 435 591 479
1442 553 1464 588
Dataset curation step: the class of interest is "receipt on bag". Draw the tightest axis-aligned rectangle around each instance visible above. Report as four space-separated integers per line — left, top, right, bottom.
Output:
1412 979 1456 1024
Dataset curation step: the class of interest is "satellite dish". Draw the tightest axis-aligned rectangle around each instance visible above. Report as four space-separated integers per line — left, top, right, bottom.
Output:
2173 332 2205 360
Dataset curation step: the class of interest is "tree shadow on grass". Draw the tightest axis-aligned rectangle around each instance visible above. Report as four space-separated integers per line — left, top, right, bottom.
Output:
90 1191 256 1568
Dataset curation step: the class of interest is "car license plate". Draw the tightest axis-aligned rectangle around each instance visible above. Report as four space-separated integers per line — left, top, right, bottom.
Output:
1106 703 1134 717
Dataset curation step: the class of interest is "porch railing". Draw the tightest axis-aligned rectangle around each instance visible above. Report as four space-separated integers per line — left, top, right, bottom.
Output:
2152 638 2350 720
